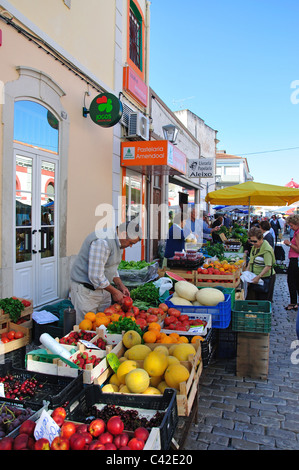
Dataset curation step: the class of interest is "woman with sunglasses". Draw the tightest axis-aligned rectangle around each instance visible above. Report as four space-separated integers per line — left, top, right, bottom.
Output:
283 215 299 311
246 227 276 301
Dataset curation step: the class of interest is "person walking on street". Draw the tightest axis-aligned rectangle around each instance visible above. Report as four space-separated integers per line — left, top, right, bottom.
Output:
270 215 280 245
283 215 299 312
70 221 141 323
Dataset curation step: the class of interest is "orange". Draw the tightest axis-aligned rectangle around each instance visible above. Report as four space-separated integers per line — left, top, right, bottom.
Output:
84 311 96 323
95 315 110 327
160 335 172 344
169 333 180 343
96 311 106 317
143 330 158 343
79 319 93 331
110 313 120 323
191 335 204 343
148 322 161 332
177 336 189 343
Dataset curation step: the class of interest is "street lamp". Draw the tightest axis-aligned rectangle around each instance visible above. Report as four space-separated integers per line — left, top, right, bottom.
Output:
162 124 179 144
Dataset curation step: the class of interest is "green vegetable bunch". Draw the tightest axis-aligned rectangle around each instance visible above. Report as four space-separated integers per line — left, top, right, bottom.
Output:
118 260 154 270
230 224 248 245
204 241 225 259
130 282 160 306
107 317 143 335
0 297 25 323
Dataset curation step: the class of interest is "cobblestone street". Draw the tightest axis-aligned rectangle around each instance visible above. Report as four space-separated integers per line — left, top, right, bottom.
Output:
180 259 299 450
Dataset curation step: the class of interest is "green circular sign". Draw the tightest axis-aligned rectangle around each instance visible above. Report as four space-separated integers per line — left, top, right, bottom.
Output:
89 93 123 128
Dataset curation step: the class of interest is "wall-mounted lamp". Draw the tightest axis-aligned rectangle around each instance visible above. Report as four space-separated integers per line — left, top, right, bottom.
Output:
162 124 179 144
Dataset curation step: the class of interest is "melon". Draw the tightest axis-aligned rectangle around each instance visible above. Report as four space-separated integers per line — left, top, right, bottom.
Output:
122 330 142 348
170 296 193 306
172 343 196 362
125 344 151 360
125 368 150 393
143 351 168 377
164 363 190 390
166 271 186 282
174 280 198 301
196 287 225 306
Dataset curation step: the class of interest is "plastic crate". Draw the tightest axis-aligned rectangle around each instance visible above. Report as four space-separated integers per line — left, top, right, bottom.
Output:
216 322 237 359
211 286 236 308
232 300 272 333
0 397 49 438
0 345 26 368
0 361 84 408
32 319 64 345
201 327 217 367
64 384 178 450
165 294 231 329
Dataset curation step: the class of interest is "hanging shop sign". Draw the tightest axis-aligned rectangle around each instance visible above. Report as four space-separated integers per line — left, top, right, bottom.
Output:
121 140 186 176
123 66 148 107
86 93 123 127
187 158 215 178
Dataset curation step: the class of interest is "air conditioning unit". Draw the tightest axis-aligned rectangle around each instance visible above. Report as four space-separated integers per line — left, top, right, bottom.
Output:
128 112 149 140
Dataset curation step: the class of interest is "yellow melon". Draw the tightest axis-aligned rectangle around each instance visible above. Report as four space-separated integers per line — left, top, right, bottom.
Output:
143 351 168 377
125 368 150 393
172 343 196 362
164 363 190 390
109 373 121 387
102 384 118 393
154 345 169 356
158 381 169 394
122 330 142 349
142 386 162 395
119 385 131 393
167 355 180 366
125 344 151 360
149 375 163 387
116 360 137 384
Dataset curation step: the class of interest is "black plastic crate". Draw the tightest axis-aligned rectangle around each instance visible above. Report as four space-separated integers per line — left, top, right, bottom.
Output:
64 384 178 450
217 322 237 359
0 346 26 369
32 319 64 345
201 328 217 368
0 396 48 438
0 361 83 408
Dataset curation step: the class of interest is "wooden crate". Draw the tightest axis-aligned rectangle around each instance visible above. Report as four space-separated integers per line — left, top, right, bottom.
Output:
94 339 202 417
158 268 196 283
0 320 30 355
195 269 241 288
236 332 269 380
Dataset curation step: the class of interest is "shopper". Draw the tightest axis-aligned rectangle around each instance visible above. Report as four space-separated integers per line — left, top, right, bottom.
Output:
164 211 186 259
259 220 275 248
70 221 141 323
270 215 280 244
246 227 276 301
283 215 299 311
183 206 203 242
211 213 223 244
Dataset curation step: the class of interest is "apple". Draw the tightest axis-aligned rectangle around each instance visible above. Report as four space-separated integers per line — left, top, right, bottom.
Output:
51 407 66 426
99 432 113 445
88 440 106 450
128 437 145 450
19 419 36 436
113 432 129 449
88 419 106 437
119 445 131 450
0 436 14 450
50 436 70 450
134 427 149 442
34 438 50 450
106 416 124 436
104 443 117 450
69 433 87 450
76 423 88 434
13 433 31 450
79 431 93 446
60 421 77 439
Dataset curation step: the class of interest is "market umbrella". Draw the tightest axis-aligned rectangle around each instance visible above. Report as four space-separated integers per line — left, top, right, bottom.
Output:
205 181 299 226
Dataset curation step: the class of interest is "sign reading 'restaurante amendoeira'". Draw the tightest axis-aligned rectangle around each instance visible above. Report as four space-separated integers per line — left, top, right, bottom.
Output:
89 93 123 127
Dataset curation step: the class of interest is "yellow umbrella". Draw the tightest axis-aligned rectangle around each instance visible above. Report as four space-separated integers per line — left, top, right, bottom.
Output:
205 181 299 225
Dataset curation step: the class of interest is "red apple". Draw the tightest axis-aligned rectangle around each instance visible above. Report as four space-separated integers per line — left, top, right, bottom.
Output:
99 432 113 445
88 419 106 437
19 419 36 436
76 423 88 434
128 437 145 450
104 443 117 450
79 431 93 446
113 432 129 449
51 407 66 421
106 416 124 436
34 438 50 450
134 427 149 442
119 445 131 450
88 440 106 450
69 433 87 450
51 413 65 427
50 436 70 450
13 433 31 450
60 421 77 439
0 436 14 450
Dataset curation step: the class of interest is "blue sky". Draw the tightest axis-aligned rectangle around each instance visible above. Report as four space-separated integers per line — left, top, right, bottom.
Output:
149 0 299 186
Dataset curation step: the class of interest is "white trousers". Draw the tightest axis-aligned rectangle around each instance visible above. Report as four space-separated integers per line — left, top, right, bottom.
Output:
70 281 111 324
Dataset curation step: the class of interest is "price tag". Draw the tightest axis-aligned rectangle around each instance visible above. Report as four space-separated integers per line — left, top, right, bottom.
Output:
34 409 60 444
0 383 5 398
79 339 101 350
189 325 204 334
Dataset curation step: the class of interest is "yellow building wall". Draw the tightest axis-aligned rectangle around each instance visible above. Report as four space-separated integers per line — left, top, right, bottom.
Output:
3 0 116 88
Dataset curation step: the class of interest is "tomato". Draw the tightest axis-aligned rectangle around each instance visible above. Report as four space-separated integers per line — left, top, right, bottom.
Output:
168 308 181 318
14 331 24 339
1 337 10 343
1 332 8 339
7 331 16 340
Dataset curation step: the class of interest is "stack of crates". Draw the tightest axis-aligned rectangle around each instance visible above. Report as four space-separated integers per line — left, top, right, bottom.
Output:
231 300 272 380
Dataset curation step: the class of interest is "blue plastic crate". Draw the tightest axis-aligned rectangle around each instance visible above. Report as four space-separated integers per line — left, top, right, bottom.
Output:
165 293 231 329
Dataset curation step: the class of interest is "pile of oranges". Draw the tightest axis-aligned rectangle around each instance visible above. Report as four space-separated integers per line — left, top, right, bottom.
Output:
143 322 202 345
78 311 122 331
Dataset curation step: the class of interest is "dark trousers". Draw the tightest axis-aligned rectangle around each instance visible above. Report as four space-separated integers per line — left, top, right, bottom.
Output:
287 258 299 305
246 274 276 302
